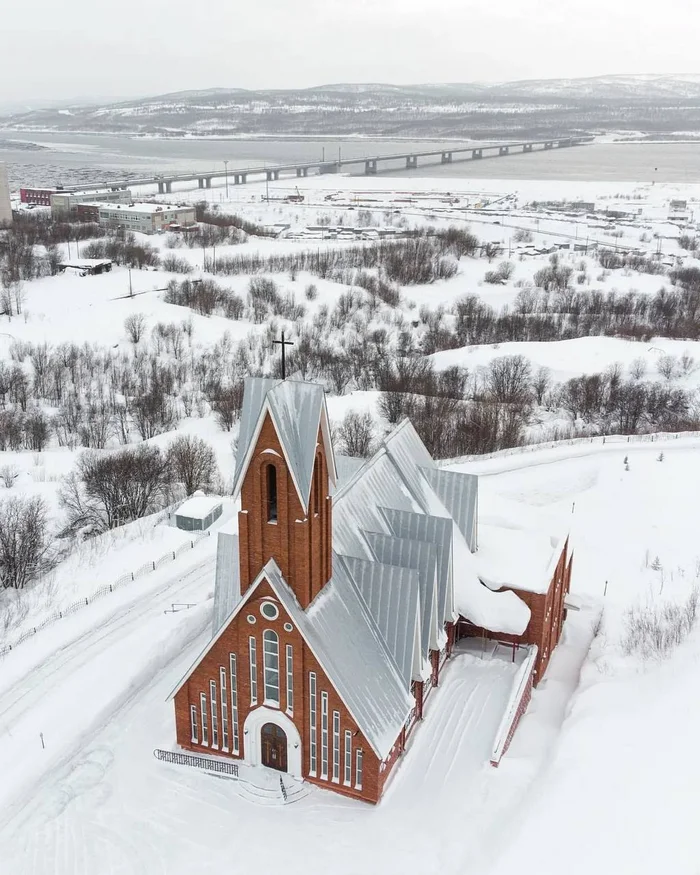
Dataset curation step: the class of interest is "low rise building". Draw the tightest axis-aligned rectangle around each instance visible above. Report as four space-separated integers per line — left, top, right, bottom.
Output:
20 186 62 206
94 202 196 234
51 188 133 218
0 164 12 226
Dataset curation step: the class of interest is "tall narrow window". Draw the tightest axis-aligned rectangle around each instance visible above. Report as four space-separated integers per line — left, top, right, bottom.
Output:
249 637 258 705
286 645 294 714
230 653 240 754
190 704 198 744
220 667 229 752
309 672 317 776
263 630 280 705
314 456 321 516
321 692 329 779
266 464 278 523
344 731 352 786
355 750 363 791
200 692 209 747
332 711 340 782
210 680 219 749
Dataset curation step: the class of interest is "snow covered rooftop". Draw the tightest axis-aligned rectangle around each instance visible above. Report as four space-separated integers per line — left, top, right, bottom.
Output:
90 202 194 215
475 523 566 595
176 496 222 520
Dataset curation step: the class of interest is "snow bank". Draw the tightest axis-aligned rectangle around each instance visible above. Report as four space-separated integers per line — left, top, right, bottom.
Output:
452 522 531 635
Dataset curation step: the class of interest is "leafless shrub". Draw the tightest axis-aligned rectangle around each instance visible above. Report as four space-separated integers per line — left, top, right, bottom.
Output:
0 465 19 488
0 495 56 588
622 588 700 659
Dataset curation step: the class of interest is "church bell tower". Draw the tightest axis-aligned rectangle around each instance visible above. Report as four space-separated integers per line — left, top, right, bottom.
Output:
232 378 335 610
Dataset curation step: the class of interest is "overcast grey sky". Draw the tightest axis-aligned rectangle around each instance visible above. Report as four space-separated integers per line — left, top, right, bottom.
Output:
3 0 700 103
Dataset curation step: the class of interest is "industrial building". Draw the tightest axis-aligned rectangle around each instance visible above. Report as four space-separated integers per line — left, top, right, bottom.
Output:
20 187 62 207
50 188 133 218
0 164 12 226
91 202 196 234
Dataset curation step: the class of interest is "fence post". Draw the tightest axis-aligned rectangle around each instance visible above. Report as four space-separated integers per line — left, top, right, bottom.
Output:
131 572 135 581
153 561 156 571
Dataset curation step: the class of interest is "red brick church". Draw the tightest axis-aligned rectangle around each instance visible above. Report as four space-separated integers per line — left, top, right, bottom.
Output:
168 376 573 803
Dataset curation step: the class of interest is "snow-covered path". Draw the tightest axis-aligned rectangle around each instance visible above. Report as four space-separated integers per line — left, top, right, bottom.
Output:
0 637 520 875
0 554 216 843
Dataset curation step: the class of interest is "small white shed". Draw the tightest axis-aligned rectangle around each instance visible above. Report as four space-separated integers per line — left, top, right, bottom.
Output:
175 495 223 532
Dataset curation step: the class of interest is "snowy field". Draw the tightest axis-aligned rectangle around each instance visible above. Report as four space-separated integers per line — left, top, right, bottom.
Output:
2 436 700 874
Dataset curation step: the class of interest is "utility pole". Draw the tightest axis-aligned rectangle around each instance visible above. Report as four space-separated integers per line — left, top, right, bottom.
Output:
273 331 294 379
224 160 229 199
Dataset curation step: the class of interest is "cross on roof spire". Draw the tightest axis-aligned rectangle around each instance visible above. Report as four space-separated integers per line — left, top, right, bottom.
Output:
273 331 294 379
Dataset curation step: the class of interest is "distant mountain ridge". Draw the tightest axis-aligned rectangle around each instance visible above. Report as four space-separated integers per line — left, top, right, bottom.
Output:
3 75 700 139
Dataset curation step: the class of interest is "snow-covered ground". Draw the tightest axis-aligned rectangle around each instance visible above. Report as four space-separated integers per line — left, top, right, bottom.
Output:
2 435 699 874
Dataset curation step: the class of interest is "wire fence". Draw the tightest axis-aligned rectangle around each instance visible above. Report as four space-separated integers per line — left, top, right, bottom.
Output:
0 529 212 660
441 428 700 467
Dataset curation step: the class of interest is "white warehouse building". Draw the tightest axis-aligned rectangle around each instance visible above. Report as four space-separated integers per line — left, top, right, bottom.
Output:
50 188 133 218
0 164 12 226
92 202 197 234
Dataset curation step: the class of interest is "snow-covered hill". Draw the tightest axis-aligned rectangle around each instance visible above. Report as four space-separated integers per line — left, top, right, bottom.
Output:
5 75 700 138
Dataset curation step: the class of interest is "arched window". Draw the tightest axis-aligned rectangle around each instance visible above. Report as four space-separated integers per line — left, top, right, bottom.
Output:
266 464 278 523
263 630 280 705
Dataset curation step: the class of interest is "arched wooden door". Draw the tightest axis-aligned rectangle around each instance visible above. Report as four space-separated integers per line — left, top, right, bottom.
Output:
261 722 288 772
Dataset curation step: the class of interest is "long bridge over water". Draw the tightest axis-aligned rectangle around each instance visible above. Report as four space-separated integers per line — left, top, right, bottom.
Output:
91 136 594 194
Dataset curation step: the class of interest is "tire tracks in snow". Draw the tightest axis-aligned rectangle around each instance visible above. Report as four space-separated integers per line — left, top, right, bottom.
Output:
0 556 214 739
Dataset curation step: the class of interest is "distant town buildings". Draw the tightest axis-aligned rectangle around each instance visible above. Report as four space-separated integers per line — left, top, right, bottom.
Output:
50 188 133 218
669 199 690 222
20 187 59 206
0 164 12 226
86 202 196 234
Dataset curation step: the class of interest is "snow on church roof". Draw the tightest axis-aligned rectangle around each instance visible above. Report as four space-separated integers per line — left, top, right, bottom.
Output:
231 376 337 513
337 554 421 688
363 530 439 659
380 507 454 627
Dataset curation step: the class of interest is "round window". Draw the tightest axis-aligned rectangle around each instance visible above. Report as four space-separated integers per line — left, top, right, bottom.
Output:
261 602 279 621
284 622 293 633
246 614 256 625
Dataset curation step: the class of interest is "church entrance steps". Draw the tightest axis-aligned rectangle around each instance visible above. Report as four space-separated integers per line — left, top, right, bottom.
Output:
154 750 310 805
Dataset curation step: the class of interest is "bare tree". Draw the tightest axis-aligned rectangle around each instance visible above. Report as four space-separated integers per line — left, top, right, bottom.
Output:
124 313 147 346
657 354 677 381
0 496 55 589
486 355 533 405
167 434 218 495
60 445 172 535
337 410 375 458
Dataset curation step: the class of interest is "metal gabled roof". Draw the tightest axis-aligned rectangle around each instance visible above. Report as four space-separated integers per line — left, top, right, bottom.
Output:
232 376 336 513
337 553 422 688
232 376 279 493
420 467 478 551
362 530 439 659
212 529 240 635
379 507 455 626
334 454 368 489
333 450 420 560
300 561 413 760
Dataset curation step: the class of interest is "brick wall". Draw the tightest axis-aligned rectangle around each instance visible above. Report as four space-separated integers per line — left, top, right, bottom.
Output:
238 413 331 609
174 576 397 804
